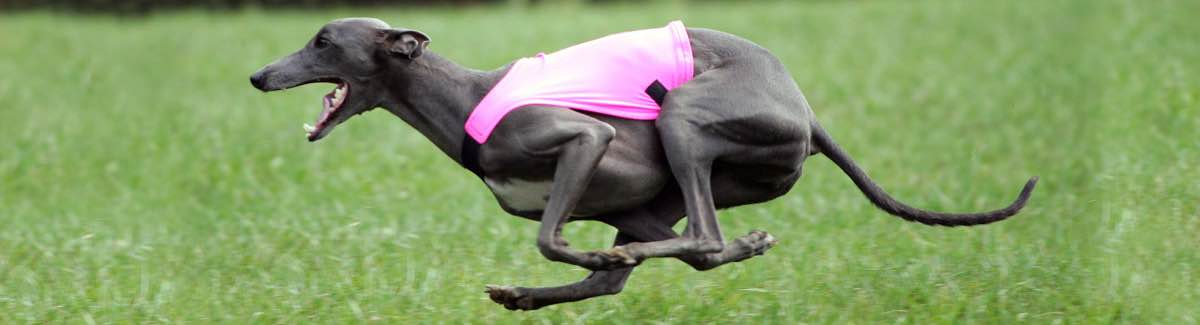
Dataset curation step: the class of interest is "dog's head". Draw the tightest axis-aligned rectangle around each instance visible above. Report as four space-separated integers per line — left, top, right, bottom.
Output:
250 18 430 141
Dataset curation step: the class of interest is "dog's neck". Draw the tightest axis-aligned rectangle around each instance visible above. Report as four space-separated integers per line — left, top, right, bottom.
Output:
378 52 509 166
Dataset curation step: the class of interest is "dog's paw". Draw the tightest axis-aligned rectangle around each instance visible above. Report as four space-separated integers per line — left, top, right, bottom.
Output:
735 230 778 257
485 285 537 311
583 246 641 270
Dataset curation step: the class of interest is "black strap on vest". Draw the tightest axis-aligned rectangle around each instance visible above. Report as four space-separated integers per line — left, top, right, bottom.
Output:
457 79 671 179
460 135 484 178
645 80 668 106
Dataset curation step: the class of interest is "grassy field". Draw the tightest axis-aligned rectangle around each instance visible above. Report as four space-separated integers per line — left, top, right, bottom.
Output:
1 0 1197 323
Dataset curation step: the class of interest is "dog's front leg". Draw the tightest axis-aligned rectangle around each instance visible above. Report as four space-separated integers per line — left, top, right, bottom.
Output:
508 118 636 271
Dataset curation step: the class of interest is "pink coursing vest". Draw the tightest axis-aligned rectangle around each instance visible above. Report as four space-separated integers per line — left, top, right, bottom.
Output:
464 21 695 144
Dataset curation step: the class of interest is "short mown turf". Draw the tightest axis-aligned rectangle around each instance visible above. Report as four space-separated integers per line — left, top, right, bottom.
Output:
1 0 1196 323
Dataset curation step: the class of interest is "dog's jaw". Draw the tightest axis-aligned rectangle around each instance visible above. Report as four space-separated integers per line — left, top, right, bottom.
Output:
306 82 349 141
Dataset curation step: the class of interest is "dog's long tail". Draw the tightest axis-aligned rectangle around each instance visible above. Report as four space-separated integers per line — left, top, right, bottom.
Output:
809 122 1037 226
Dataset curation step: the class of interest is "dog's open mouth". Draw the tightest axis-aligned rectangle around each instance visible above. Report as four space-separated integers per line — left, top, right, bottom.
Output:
303 82 349 141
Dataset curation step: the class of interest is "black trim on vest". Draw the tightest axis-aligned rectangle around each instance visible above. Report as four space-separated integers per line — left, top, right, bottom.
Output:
460 135 484 178
645 80 668 106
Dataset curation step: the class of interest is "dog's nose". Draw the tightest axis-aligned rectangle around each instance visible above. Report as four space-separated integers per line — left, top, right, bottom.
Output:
250 71 268 91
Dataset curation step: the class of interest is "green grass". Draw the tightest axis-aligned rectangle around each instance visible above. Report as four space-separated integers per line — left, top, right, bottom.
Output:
1 0 1197 323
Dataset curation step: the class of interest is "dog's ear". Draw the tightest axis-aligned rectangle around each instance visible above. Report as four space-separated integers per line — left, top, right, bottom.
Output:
378 28 431 60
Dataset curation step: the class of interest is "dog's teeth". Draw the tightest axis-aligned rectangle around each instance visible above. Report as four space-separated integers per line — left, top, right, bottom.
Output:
303 123 315 132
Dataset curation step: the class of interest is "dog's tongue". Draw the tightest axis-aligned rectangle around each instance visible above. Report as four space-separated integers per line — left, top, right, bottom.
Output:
305 86 343 141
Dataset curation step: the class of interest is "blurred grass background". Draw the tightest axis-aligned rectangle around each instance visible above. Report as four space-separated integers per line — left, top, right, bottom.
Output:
1 0 1197 323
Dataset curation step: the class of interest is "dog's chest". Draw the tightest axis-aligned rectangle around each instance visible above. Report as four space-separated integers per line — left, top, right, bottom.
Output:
484 177 553 212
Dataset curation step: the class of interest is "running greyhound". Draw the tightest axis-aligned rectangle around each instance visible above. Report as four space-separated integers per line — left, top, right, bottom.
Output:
249 18 1037 310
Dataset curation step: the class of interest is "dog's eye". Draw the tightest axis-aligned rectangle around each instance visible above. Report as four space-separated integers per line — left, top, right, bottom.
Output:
314 38 331 49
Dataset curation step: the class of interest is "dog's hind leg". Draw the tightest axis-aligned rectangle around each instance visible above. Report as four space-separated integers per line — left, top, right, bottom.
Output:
485 233 637 311
595 56 805 267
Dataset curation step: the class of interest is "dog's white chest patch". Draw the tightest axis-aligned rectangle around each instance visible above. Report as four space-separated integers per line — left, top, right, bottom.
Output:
484 178 553 211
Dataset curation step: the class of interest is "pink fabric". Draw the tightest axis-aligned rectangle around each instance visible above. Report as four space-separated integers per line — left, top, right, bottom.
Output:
465 20 694 143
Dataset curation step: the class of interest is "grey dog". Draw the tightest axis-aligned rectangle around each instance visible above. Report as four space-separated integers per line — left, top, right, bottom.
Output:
250 18 1037 310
